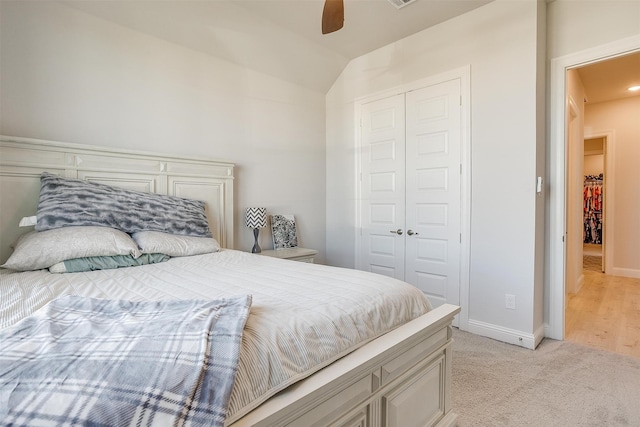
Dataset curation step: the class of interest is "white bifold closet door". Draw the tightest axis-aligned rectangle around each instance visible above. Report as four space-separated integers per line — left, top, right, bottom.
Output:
360 79 461 309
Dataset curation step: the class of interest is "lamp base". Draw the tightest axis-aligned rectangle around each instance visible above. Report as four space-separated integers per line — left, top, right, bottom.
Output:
252 228 261 253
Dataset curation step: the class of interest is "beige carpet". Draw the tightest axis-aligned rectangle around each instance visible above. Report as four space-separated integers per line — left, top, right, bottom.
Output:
452 329 640 426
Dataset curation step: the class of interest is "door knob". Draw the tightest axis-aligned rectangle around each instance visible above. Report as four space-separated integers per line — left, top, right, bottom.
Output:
389 229 403 235
407 229 419 236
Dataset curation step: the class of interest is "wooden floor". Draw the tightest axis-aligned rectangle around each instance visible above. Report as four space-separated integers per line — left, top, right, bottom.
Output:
566 263 640 359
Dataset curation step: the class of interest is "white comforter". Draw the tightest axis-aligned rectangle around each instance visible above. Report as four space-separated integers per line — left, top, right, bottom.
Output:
0 249 431 423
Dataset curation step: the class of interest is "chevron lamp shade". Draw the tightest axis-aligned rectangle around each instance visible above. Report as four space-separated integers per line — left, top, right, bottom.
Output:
245 207 267 229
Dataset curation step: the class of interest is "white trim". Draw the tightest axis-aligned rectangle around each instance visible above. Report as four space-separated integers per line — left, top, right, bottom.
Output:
354 102 364 270
576 273 584 294
459 67 472 331
0 135 234 169
610 268 640 279
352 65 472 106
467 320 544 350
548 35 640 340
353 66 471 330
568 96 579 119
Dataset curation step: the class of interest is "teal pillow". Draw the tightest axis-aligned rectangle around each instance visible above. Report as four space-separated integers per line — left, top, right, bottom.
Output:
49 253 170 273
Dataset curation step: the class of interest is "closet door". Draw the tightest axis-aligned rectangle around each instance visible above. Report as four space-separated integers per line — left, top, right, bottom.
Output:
405 79 461 308
360 94 406 279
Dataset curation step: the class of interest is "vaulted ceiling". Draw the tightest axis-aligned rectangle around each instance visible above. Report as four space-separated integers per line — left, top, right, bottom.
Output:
61 0 639 100
62 0 492 93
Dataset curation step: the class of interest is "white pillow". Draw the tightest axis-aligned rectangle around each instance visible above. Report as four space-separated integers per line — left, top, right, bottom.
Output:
132 231 220 257
19 216 37 227
1 226 142 271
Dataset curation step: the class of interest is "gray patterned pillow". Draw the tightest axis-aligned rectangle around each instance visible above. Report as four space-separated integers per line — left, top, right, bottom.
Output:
36 173 212 237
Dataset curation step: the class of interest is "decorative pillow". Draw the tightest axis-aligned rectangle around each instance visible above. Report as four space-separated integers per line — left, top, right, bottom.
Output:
1 226 142 272
19 216 37 227
49 253 170 274
132 231 220 257
35 173 212 237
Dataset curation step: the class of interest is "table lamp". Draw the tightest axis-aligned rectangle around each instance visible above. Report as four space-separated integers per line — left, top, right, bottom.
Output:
245 207 267 253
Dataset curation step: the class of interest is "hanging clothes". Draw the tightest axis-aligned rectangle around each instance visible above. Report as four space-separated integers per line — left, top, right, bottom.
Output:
583 174 603 244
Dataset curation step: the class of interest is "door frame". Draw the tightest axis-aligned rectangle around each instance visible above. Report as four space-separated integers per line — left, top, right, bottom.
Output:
548 35 640 340
354 65 471 330
565 95 583 296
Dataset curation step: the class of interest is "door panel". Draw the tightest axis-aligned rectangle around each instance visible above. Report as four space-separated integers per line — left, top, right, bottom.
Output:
360 94 406 279
382 355 445 427
405 80 461 308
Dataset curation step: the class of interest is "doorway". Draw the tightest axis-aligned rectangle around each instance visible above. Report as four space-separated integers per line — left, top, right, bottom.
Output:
582 137 605 274
548 36 640 341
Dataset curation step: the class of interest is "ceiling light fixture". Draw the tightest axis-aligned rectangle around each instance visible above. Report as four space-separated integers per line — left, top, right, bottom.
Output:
629 85 640 92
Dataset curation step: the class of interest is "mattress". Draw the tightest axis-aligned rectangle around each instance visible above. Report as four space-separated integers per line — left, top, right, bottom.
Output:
0 249 431 423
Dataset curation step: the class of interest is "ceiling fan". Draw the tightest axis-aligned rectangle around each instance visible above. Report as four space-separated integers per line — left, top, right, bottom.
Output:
321 0 344 35
321 0 417 35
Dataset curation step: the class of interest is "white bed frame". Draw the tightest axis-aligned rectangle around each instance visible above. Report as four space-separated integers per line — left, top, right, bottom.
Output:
0 136 460 427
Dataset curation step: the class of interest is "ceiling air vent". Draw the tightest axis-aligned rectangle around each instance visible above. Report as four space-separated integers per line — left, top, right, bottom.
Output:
387 0 418 9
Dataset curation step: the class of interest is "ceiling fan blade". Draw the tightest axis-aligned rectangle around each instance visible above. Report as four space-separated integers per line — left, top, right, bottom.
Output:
322 0 344 34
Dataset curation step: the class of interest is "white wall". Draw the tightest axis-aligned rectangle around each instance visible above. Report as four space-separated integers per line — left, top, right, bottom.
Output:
547 1 640 60
585 97 640 276
0 1 327 260
327 0 545 346
583 155 603 176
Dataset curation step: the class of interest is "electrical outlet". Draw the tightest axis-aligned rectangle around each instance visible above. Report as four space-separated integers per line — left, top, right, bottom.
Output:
505 294 516 310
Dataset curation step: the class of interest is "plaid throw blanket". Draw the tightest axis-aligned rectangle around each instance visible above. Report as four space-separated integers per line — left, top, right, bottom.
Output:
0 295 252 427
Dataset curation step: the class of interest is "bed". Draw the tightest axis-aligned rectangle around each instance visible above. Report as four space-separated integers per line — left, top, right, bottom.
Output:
0 136 460 427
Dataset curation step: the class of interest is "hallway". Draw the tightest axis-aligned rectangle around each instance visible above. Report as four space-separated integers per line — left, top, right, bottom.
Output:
566 266 640 359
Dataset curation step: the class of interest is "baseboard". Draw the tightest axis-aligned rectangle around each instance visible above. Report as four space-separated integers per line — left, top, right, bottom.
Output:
542 322 562 341
576 273 584 294
533 323 545 347
436 411 458 427
583 248 602 256
610 267 640 279
466 320 544 350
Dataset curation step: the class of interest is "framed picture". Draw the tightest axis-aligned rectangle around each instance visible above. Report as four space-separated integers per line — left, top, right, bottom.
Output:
271 214 298 249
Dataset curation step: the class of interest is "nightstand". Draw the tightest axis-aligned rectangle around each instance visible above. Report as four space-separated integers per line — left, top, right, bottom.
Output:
260 247 318 263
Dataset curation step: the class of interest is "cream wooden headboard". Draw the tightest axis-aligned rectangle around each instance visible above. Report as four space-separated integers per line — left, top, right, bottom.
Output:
0 136 235 265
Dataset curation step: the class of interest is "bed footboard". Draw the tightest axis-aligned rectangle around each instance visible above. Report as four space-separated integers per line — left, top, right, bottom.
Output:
230 303 461 427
